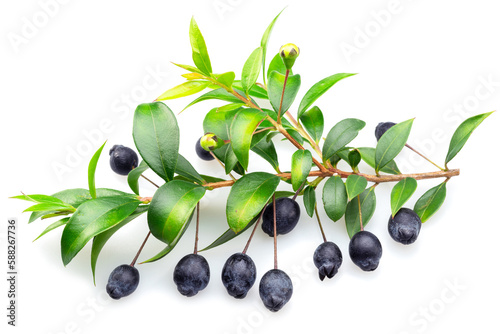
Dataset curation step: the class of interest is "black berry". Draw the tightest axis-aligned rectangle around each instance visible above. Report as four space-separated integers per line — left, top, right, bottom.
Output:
313 241 343 281
195 137 214 161
221 253 257 299
388 208 422 245
106 264 140 300
173 254 210 297
349 231 382 271
109 145 139 175
261 197 300 236
375 122 396 141
259 269 293 312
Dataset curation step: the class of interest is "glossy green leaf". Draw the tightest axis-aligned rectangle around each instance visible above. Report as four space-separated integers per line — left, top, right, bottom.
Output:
176 154 205 184
23 203 74 213
184 88 244 111
230 108 266 170
357 147 401 175
12 193 68 205
375 118 414 173
133 102 179 182
33 218 70 241
156 81 209 101
268 71 301 117
297 73 356 118
203 107 232 140
214 72 235 89
322 118 366 161
261 9 284 85
391 178 418 218
88 141 106 199
345 187 377 238
286 128 305 145
226 172 280 233
345 174 368 201
216 103 246 113
444 111 494 167
232 81 268 99
267 53 288 80
61 196 141 266
242 47 263 96
322 176 348 222
414 182 447 223
299 106 324 143
251 138 280 172
90 206 148 282
148 180 205 244
291 150 312 191
348 149 361 170
189 17 212 75
127 161 149 195
303 186 316 218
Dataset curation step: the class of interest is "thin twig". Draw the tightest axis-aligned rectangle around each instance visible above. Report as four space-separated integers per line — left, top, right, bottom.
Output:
242 209 265 255
357 195 364 232
405 144 445 171
314 205 327 243
193 202 200 254
210 151 236 182
140 174 160 188
273 194 278 270
130 232 151 267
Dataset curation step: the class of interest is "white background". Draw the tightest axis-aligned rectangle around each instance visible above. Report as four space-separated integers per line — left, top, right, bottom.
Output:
2 0 500 333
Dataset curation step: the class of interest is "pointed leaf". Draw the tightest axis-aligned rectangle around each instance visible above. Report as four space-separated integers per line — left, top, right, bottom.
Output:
133 102 179 182
322 118 366 161
88 141 106 199
242 47 263 96
375 118 414 173
300 106 324 143
184 88 244 111
322 176 348 222
216 103 246 113
226 172 280 233
267 53 288 80
148 180 205 244
233 81 268 99
357 147 401 175
345 187 377 238
214 72 235 89
251 138 280 172
345 175 368 201
391 178 418 217
156 81 209 101
230 108 266 170
414 182 447 223
176 154 205 184
23 203 73 213
127 161 149 195
34 218 70 241
445 111 494 167
297 73 356 118
303 186 316 218
182 72 205 80
189 17 212 75
261 9 285 84
291 150 312 191
268 71 301 116
172 62 205 76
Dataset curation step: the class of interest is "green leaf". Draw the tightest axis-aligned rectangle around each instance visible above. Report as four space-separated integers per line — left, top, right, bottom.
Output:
61 196 141 266
88 141 106 199
375 118 414 173
297 73 356 118
322 176 348 222
267 53 288 80
127 161 149 195
251 138 280 172
444 111 494 167
414 182 447 223
357 147 401 175
12 193 67 205
133 102 179 182
148 180 205 244
322 118 366 161
230 108 266 170
23 203 74 213
390 178 418 218
214 72 235 89
203 107 233 140
303 186 316 218
172 63 205 76
261 9 284 85
242 47 263 96
189 17 212 75
300 106 324 143
345 175 368 201
34 218 70 241
226 172 280 233
345 187 377 238
291 150 312 191
286 128 305 145
232 81 268 99
348 149 361 170
216 103 246 113
176 154 205 184
268 71 301 117
90 206 148 283
184 88 244 111
156 81 209 101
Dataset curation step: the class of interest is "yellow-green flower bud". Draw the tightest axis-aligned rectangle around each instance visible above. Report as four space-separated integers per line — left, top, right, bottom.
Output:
200 133 225 151
279 43 300 70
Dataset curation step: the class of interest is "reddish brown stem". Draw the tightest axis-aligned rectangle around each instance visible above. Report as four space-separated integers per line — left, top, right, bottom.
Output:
130 232 151 267
272 194 278 270
193 202 200 254
242 209 265 255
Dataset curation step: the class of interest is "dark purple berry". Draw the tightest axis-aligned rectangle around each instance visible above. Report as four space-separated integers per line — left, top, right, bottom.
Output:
195 137 214 161
259 269 293 312
106 264 140 300
261 197 300 237
388 208 422 245
313 241 343 281
109 145 139 175
173 254 210 297
349 231 382 271
375 122 396 141
221 253 256 299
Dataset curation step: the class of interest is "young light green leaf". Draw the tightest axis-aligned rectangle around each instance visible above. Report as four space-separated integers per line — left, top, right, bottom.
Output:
242 47 263 96
214 72 235 89
322 118 366 161
182 72 205 80
297 73 356 118
133 102 179 182
226 172 280 233
233 81 268 99
414 182 447 223
261 9 285 85
267 53 288 80
216 103 246 113
61 196 141 266
127 161 149 195
156 81 209 101
251 138 280 172
345 174 368 201
184 88 245 111
267 71 301 117
391 178 418 218
299 106 324 143
148 180 205 244
23 203 74 213
291 150 312 191
375 119 414 173
88 141 106 199
189 17 212 75
322 176 348 222
345 187 377 238
171 62 205 76
33 217 70 241
230 108 266 170
12 193 67 205
357 147 401 175
444 111 494 167
303 186 316 218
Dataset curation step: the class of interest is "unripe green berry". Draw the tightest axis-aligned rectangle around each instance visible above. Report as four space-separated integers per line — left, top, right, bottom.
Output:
200 133 225 151
279 43 300 70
